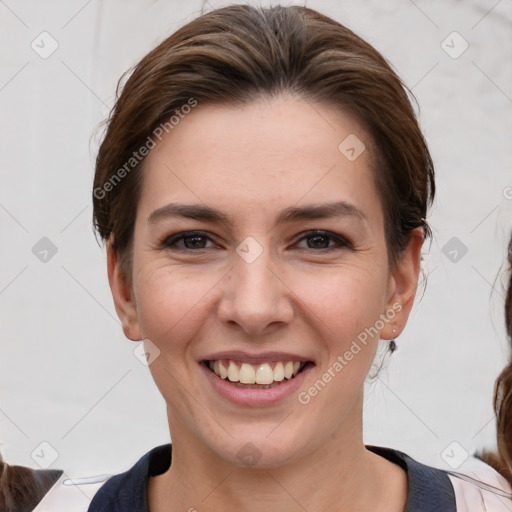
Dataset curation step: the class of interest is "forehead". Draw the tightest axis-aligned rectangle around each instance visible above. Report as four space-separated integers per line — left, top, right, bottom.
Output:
137 94 381 226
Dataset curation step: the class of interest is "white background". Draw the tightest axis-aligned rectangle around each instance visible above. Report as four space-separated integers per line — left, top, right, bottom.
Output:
1 0 511 480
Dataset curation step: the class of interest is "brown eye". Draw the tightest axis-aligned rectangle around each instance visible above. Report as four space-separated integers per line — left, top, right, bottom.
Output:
162 231 215 250
295 230 352 251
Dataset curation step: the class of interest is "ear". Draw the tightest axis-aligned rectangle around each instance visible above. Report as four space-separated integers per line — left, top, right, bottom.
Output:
107 237 142 341
380 227 424 340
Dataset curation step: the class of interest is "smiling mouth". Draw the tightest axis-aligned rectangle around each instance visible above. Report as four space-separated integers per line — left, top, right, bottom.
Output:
202 359 314 389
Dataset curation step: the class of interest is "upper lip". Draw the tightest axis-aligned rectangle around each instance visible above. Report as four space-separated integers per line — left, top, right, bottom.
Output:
201 351 314 365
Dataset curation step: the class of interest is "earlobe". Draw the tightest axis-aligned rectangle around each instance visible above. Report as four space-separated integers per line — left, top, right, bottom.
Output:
381 228 424 340
107 238 142 342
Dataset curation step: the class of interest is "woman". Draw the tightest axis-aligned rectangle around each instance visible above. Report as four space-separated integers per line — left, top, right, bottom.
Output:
34 3 512 511
477 235 512 484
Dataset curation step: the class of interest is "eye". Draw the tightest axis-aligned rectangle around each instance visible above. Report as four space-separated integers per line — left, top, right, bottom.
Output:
294 230 352 251
161 231 217 250
160 229 352 252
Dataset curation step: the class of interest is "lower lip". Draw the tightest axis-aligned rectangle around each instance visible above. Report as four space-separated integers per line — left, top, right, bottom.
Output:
199 361 314 407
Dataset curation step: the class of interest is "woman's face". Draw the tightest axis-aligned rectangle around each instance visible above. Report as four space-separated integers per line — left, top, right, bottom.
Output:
108 94 422 467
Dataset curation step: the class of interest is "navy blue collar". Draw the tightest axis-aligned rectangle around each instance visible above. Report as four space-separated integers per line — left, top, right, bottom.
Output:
366 444 456 511
88 443 456 511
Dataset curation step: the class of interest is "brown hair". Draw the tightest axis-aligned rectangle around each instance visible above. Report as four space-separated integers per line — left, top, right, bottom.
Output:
0 452 63 511
92 3 435 282
476 234 512 484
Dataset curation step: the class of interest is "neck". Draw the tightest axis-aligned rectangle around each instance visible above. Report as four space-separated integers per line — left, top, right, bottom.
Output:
148 406 407 512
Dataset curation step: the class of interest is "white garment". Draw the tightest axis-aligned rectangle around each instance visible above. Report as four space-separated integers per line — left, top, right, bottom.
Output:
446 458 512 512
33 461 512 511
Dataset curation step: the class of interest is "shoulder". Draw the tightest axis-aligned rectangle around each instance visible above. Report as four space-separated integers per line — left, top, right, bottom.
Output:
368 445 457 510
445 457 512 512
31 444 172 512
367 445 512 511
88 444 172 512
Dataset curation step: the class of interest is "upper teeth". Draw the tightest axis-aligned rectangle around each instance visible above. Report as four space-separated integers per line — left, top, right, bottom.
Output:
208 360 304 384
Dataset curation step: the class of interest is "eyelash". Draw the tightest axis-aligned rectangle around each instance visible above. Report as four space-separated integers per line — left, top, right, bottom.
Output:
160 230 352 252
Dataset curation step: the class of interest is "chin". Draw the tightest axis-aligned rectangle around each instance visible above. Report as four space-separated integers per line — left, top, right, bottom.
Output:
210 432 306 469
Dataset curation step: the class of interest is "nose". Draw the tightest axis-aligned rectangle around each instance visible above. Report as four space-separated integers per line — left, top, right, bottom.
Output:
217 242 294 336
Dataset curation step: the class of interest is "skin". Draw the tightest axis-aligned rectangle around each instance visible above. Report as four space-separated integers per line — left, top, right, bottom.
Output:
108 93 423 511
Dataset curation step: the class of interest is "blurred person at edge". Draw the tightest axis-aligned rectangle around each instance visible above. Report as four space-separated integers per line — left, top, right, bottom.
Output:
0 451 62 512
23 4 512 512
476 234 512 486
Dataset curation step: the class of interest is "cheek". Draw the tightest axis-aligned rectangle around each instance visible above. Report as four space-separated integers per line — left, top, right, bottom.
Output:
294 271 383 410
290 265 388 398
133 265 217 346
290 265 386 333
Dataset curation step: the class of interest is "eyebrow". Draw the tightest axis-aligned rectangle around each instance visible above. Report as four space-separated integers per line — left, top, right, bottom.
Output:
147 201 367 226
